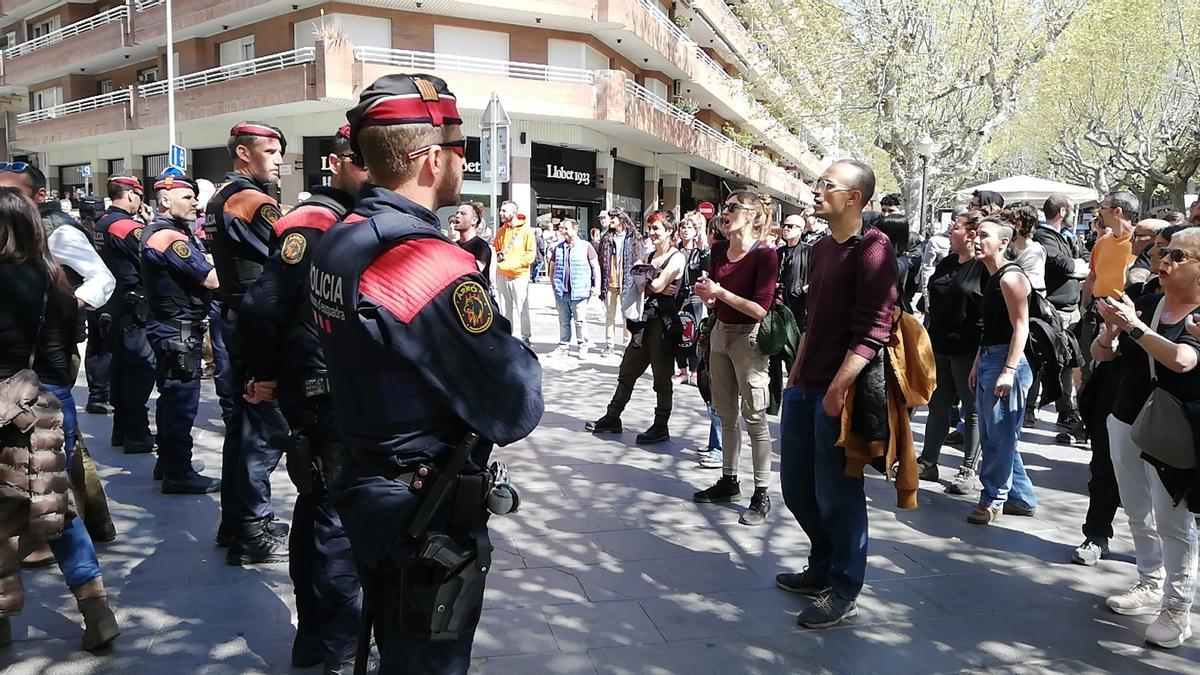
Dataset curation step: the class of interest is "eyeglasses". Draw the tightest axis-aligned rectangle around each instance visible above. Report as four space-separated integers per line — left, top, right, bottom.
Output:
723 203 751 214
813 178 853 194
1162 248 1199 264
406 138 467 160
0 162 30 173
783 222 802 229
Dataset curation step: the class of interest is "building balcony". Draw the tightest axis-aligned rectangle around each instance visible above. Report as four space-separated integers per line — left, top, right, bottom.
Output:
130 0 291 45
12 47 319 149
12 43 807 201
0 5 131 86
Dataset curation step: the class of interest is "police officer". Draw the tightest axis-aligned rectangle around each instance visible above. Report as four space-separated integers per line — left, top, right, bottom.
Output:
141 175 223 494
96 176 157 454
77 194 114 416
240 124 366 672
310 74 542 674
207 122 290 563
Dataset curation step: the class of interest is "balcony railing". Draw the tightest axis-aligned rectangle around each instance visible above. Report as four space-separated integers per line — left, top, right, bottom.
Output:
139 47 316 97
4 5 128 59
625 80 778 174
135 0 166 10
637 0 696 46
354 47 596 85
17 88 133 124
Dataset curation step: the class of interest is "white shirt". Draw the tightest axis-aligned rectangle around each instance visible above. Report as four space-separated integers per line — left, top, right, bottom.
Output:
47 226 115 309
1014 240 1047 293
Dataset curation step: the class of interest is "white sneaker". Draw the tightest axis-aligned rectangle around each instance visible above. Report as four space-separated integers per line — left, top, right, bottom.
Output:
1145 606 1193 648
945 467 982 495
550 346 569 357
1106 581 1163 616
697 448 723 469
1071 537 1109 566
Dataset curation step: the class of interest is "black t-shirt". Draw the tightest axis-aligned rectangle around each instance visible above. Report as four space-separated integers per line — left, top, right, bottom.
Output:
1112 293 1200 424
925 255 988 355
458 235 493 283
980 264 1028 347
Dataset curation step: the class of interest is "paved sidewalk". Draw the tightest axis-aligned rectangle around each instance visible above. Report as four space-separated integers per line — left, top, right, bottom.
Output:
3 283 1198 674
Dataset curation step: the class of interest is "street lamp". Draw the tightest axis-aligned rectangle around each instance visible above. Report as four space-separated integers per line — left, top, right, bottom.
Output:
915 133 934 237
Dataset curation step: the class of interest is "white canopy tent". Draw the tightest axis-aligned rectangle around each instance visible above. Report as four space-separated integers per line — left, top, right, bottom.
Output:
956 175 1100 205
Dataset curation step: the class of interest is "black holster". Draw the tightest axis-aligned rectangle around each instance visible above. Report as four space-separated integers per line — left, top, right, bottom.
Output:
162 321 203 381
390 524 492 642
120 290 149 323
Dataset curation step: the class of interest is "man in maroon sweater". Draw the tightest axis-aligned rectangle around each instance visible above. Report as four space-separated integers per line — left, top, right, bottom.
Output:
776 159 898 629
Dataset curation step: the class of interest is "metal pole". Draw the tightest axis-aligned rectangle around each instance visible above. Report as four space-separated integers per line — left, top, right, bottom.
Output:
919 156 929 237
166 0 176 157
489 92 499 236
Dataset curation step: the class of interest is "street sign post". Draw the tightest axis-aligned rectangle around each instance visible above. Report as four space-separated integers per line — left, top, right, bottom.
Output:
80 164 91 196
480 92 511 235
697 201 715 219
169 144 186 171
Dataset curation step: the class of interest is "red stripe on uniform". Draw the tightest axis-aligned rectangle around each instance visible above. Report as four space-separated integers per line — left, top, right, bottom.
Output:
107 218 141 239
272 205 339 237
144 228 187 253
359 239 476 323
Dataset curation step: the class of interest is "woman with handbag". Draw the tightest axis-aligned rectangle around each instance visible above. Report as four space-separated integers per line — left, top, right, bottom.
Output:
692 191 779 526
1090 226 1200 649
585 211 685 444
0 187 119 652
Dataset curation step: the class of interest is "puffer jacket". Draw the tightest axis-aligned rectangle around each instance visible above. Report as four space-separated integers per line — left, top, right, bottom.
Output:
0 369 70 618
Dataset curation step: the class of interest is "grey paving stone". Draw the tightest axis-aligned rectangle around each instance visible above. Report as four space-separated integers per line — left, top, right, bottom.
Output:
474 607 559 658
541 600 664 651
484 566 590 608
470 651 597 674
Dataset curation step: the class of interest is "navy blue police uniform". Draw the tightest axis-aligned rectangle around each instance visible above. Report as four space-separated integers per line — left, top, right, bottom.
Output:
206 125 291 554
239 181 362 665
310 74 542 675
77 196 113 414
96 177 156 453
141 176 220 494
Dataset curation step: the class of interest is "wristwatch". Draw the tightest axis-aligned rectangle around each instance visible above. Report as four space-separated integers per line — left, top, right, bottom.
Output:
1127 325 1146 340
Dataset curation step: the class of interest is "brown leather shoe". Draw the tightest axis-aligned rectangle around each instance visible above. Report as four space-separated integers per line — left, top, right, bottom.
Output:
967 506 1001 525
1002 503 1036 517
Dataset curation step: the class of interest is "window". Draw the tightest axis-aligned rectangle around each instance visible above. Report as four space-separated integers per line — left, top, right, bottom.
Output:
219 35 255 65
433 25 509 63
548 39 609 71
644 78 669 101
31 86 62 111
0 31 16 50
138 67 159 83
30 16 60 39
108 159 125 176
98 79 114 95
294 14 391 51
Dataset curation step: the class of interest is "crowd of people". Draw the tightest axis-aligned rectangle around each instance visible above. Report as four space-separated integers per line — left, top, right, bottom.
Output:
1 65 1199 675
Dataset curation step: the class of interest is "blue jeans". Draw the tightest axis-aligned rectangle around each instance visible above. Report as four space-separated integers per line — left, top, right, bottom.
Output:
43 383 103 590
555 296 588 347
975 346 1037 511
780 386 868 601
706 403 722 451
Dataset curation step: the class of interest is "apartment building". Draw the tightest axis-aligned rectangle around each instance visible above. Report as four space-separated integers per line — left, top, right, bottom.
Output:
1 0 831 226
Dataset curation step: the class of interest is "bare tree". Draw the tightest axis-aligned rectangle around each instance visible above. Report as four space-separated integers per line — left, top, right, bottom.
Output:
743 0 1085 227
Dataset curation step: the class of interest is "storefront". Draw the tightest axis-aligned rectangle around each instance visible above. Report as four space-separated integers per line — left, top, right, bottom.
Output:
451 137 507 234
531 143 603 241
58 164 90 200
611 159 646 227
681 167 721 213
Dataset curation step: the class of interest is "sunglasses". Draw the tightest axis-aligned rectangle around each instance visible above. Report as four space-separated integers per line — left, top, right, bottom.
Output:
723 203 751 214
406 138 467 160
813 178 853 194
1161 247 1199 264
0 161 30 173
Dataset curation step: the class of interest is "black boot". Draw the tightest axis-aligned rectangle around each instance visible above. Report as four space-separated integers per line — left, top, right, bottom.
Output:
122 437 154 455
162 470 221 495
693 475 741 503
217 516 288 547
635 418 670 444
226 520 289 566
585 414 622 433
110 430 123 447
85 401 110 415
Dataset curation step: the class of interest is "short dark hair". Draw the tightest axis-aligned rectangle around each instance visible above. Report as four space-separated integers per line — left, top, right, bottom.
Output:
880 193 902 208
1105 190 1140 220
227 120 284 159
1161 224 1189 242
834 159 875 204
646 209 677 233
1156 209 1184 225
1002 203 1040 239
108 180 137 201
877 213 911 256
1043 195 1072 222
332 133 353 158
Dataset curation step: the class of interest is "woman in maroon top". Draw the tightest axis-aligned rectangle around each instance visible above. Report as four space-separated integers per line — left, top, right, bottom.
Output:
692 190 779 526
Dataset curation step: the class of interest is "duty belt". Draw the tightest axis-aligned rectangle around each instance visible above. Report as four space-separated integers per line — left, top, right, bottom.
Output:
156 318 207 339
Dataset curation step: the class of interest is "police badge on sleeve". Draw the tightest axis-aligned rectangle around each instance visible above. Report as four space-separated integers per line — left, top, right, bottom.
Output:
281 232 306 265
452 281 493 334
171 240 192 259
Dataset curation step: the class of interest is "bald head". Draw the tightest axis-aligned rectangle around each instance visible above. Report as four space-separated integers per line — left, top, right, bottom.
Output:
832 159 875 206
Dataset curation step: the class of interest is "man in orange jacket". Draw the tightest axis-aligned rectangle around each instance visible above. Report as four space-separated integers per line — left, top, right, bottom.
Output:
493 200 537 343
